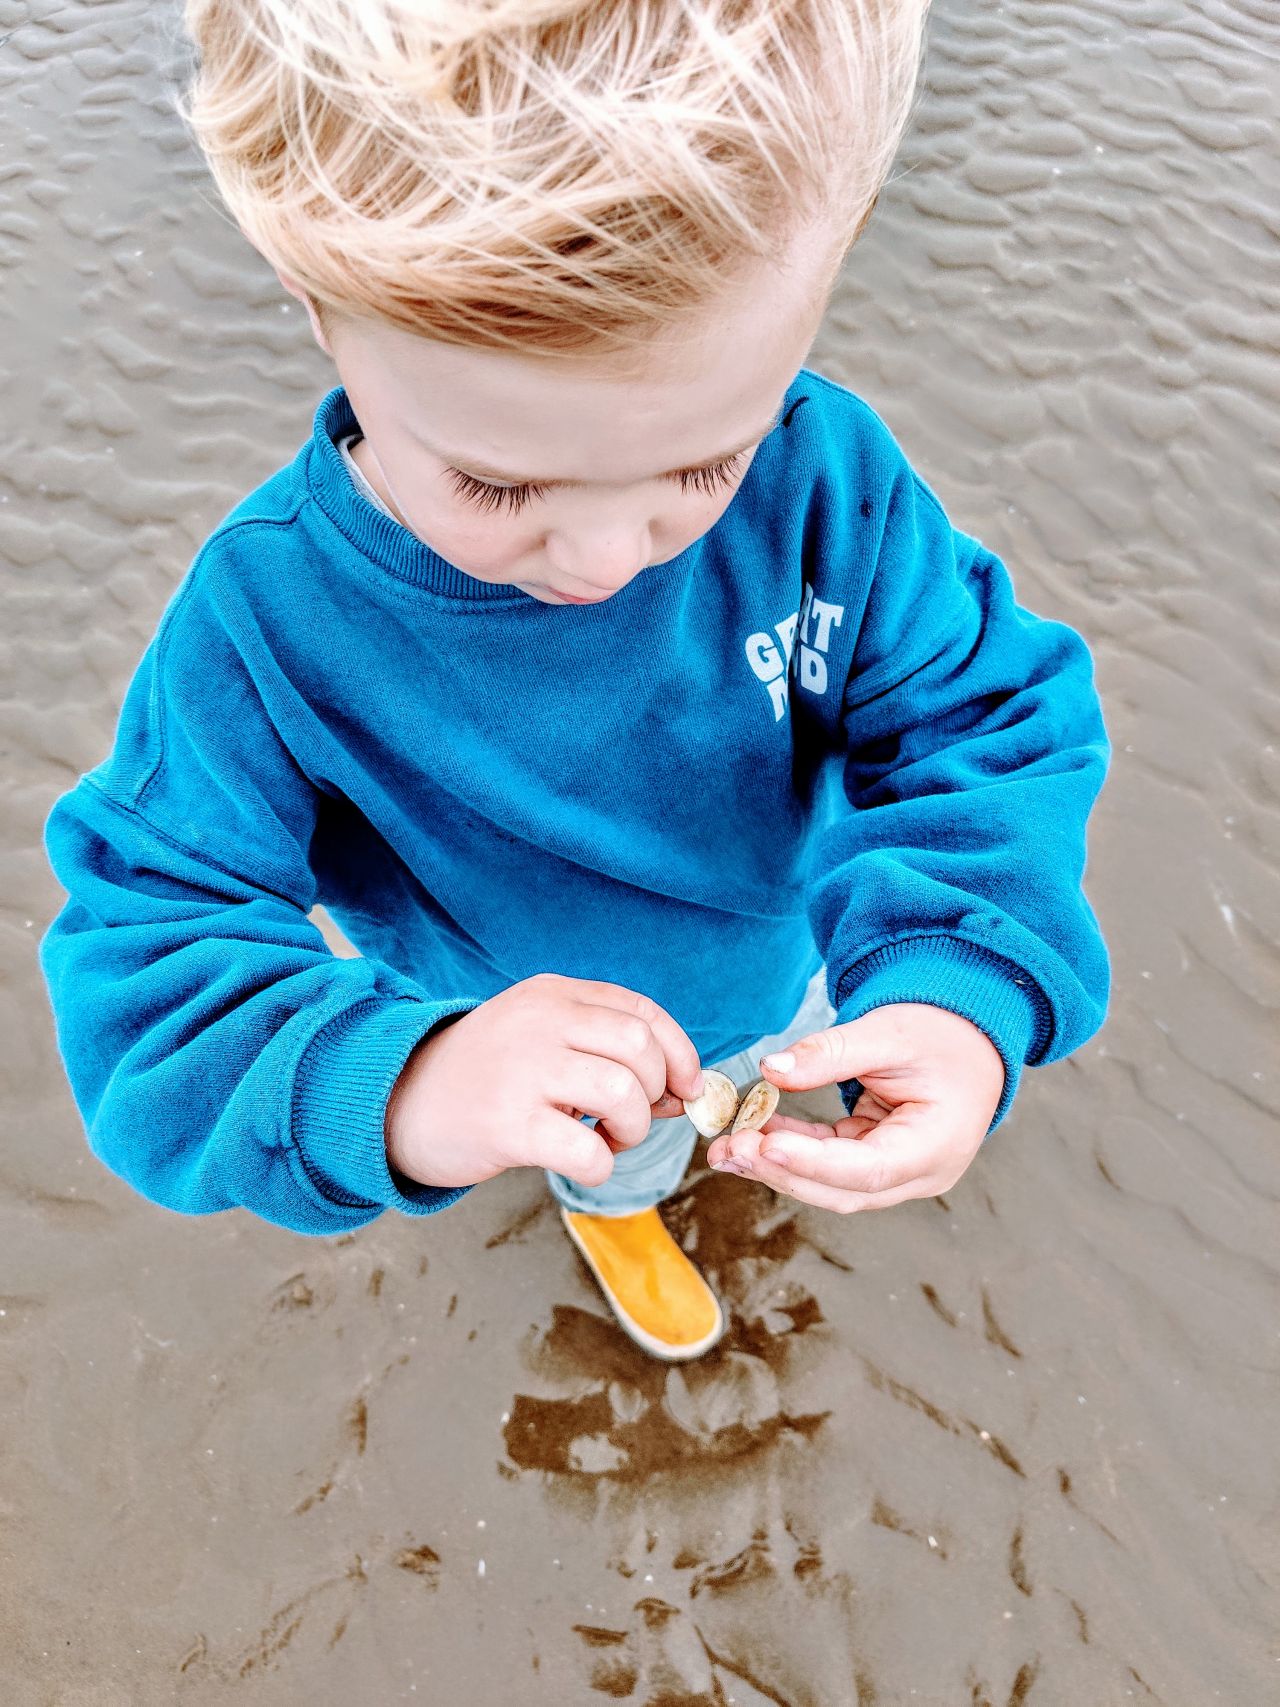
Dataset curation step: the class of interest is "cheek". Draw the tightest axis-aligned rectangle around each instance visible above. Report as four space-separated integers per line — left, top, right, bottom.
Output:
671 486 740 544
410 498 531 572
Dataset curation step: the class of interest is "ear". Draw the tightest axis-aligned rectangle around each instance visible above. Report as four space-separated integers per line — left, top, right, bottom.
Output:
276 268 333 356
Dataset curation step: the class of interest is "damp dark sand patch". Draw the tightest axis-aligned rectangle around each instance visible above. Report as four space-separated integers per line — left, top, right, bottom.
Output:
502 1168 833 1484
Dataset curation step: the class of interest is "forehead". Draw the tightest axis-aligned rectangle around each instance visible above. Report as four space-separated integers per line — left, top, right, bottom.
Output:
337 227 837 486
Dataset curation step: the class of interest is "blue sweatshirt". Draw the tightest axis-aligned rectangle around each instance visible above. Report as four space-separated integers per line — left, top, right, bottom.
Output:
39 368 1110 1235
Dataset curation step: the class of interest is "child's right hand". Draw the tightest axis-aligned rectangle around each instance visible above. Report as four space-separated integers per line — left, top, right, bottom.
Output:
384 973 705 1190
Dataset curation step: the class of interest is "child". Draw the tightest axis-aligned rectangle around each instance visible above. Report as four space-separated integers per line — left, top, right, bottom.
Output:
39 0 1109 1363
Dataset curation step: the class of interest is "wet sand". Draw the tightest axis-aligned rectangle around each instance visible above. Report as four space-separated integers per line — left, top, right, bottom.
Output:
2 1 1278 1701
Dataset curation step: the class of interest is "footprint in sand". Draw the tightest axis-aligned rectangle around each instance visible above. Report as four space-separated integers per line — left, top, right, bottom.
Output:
501 1170 836 1484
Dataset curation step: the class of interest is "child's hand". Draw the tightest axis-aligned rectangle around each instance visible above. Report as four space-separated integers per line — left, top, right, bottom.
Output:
705 1003 1004 1213
385 974 704 1190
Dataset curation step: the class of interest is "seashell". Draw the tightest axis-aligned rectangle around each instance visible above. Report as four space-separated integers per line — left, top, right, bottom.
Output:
683 1072 780 1138
730 1078 780 1134
682 1069 741 1138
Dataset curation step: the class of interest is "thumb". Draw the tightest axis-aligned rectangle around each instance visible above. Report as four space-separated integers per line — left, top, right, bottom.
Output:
759 1006 915 1092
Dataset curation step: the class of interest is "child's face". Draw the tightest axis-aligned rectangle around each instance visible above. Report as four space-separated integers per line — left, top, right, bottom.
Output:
279 219 840 605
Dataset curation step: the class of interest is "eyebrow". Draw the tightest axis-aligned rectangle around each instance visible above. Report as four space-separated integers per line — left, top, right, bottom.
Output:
423 405 786 487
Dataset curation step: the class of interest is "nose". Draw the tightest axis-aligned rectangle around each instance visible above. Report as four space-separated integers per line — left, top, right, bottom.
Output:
544 521 653 593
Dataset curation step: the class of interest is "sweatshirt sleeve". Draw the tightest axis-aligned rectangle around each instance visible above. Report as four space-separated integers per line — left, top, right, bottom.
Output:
38 559 482 1234
805 450 1111 1134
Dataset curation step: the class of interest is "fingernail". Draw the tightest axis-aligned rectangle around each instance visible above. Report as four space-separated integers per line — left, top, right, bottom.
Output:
713 1159 747 1176
761 1051 794 1073
692 1071 705 1096
759 1147 791 1168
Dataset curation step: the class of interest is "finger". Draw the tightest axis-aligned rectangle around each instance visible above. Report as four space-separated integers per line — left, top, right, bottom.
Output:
756 1118 931 1196
649 1090 687 1118
720 1107 935 1197
566 981 704 1101
758 1004 922 1094
735 1164 941 1216
600 1085 692 1153
761 1112 843 1140
564 1002 671 1107
725 1115 879 1166
713 1118 933 1210
588 1090 686 1160
551 1050 655 1151
514 1107 615 1188
705 1111 839 1169
707 1110 874 1166
707 1119 917 1212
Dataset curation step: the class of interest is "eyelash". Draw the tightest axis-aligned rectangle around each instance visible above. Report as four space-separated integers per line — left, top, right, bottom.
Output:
444 451 748 516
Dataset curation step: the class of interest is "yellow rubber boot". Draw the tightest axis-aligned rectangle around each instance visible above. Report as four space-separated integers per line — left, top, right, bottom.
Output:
560 1206 726 1361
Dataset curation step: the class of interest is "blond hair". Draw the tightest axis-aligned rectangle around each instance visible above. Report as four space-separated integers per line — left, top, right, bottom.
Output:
177 0 929 361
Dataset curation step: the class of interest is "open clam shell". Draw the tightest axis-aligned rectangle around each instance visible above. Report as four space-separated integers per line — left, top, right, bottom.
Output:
729 1078 780 1134
682 1069 740 1138
683 1072 781 1139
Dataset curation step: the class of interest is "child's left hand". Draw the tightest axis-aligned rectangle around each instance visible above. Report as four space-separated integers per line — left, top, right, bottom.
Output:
705 1003 1005 1213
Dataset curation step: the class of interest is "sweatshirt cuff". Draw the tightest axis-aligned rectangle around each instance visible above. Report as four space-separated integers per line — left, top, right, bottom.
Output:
832 937 1048 1134
292 996 483 1217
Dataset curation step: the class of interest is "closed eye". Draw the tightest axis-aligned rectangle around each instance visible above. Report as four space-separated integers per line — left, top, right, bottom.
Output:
445 450 749 516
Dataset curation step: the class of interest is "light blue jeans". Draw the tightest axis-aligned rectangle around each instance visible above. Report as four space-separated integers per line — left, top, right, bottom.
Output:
546 967 836 1216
